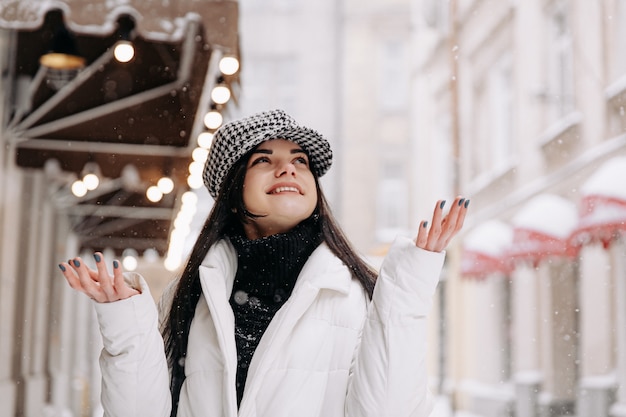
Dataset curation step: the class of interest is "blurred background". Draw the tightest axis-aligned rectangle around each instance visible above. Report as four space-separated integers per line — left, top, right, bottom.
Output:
0 0 625 416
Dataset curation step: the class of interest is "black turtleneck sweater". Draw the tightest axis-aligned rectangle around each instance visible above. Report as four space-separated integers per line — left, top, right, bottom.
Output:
227 217 322 406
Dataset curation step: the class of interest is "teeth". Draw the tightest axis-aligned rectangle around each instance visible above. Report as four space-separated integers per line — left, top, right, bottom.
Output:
272 187 299 194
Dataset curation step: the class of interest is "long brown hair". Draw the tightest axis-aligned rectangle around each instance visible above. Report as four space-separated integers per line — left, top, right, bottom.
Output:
162 147 376 416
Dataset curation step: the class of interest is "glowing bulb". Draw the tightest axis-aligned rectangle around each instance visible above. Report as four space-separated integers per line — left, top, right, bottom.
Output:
203 111 223 129
122 254 138 271
187 174 203 189
181 191 198 206
164 256 181 272
197 132 213 148
211 85 231 104
219 56 240 75
189 161 204 176
71 180 88 197
157 177 174 194
82 173 100 190
146 185 163 202
114 41 135 63
192 147 209 163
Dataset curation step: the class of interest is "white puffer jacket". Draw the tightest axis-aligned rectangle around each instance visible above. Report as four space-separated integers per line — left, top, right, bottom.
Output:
93 236 444 417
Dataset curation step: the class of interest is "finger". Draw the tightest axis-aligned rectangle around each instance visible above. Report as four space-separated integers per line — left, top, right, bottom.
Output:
437 197 465 247
111 260 125 296
425 200 446 251
453 198 469 232
416 221 429 248
70 257 104 301
112 259 141 299
438 197 470 250
58 262 84 292
93 252 116 300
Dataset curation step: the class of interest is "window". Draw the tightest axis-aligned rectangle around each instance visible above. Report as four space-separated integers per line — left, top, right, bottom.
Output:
375 161 409 242
421 0 450 33
488 53 514 169
546 4 575 120
434 115 454 197
470 53 514 181
379 40 409 111
613 0 626 79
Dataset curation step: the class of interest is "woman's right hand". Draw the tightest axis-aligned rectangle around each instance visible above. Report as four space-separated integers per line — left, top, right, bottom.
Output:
58 252 140 303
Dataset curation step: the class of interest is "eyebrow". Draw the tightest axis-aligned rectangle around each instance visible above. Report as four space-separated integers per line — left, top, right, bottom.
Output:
251 148 307 155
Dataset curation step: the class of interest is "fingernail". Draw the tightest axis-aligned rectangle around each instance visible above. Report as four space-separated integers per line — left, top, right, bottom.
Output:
58 264 66 272
74 259 81 267
464 199 470 208
113 260 119 269
94 253 101 263
423 221 428 228
439 200 446 209
458 198 465 206
68 259 72 265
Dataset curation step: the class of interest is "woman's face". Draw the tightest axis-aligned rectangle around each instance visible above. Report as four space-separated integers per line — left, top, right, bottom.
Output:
242 139 318 239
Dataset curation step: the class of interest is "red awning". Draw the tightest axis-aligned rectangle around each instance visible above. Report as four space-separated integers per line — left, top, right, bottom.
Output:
507 194 578 264
570 157 626 248
461 220 513 279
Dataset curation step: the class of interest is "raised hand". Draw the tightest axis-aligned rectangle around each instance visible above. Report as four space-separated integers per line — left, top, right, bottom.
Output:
416 196 469 252
58 252 140 303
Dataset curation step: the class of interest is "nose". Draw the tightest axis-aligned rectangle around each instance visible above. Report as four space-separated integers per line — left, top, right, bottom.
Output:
276 161 296 177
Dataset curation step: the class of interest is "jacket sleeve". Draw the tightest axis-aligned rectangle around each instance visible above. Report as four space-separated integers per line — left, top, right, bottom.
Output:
346 236 445 417
93 272 172 417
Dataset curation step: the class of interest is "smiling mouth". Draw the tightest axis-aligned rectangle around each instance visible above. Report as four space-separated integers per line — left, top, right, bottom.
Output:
269 186 300 194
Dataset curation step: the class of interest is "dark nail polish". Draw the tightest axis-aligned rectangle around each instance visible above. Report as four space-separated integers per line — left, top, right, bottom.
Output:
94 253 101 262
458 198 465 206
464 199 470 208
423 221 428 228
439 200 446 209
74 260 81 267
68 259 72 265
58 264 66 272
113 260 119 269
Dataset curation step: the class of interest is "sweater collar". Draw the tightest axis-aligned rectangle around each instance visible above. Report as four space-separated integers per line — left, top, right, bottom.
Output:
226 217 323 296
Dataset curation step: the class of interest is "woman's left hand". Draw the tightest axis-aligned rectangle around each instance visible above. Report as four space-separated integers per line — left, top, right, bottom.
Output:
416 196 469 252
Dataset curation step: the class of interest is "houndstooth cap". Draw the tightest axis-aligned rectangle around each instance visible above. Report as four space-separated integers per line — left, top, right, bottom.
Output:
203 109 333 199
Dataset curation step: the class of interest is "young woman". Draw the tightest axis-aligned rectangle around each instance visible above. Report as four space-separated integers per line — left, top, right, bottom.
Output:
59 109 469 417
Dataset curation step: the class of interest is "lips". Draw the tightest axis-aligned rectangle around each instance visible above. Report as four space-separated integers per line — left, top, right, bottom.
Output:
267 183 302 194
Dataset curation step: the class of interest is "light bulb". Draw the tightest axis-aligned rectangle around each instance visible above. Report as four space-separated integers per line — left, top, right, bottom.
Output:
146 185 163 202
197 132 213 148
82 173 100 190
114 41 135 63
71 180 88 197
157 177 174 194
192 147 209 163
203 111 223 129
211 85 231 104
219 56 240 75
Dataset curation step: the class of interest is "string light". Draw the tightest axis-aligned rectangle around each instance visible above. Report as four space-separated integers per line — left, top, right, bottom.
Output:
114 41 135 63
157 177 174 194
219 56 240 75
203 110 223 130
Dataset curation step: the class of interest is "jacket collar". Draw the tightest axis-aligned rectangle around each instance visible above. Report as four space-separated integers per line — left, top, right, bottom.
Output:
200 238 353 296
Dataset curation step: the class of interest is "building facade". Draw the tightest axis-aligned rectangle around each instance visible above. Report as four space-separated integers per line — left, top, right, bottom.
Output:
410 0 626 416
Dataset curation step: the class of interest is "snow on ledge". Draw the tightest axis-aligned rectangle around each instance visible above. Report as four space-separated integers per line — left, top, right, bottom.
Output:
512 194 578 239
581 156 626 200
464 220 513 256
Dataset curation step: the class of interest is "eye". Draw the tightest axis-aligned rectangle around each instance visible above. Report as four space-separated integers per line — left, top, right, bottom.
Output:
293 156 309 165
250 156 270 166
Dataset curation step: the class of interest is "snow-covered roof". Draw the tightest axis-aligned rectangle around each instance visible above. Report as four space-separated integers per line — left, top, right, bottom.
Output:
464 220 513 256
580 156 626 200
512 194 578 239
